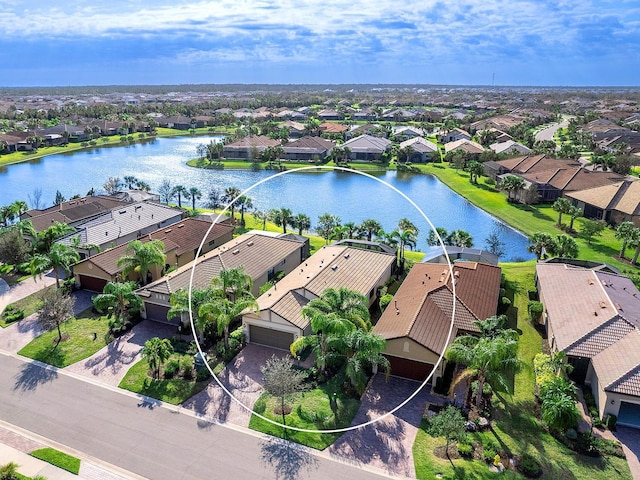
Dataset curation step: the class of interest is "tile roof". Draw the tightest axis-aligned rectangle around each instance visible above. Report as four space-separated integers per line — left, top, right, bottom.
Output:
565 317 635 358
592 330 640 396
223 135 281 149
282 136 335 154
443 139 484 154
342 134 391 153
137 232 305 296
320 123 349 133
255 245 395 329
400 137 438 153
373 262 501 355
567 180 640 215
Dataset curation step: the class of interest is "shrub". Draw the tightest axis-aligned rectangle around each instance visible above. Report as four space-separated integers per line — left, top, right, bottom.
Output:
605 414 617 431
0 461 19 480
181 357 194 379
379 293 393 312
519 453 541 478
163 359 180 378
457 442 473 458
484 177 496 186
501 296 511 307
229 326 245 345
527 301 543 322
483 447 497 463
196 367 211 382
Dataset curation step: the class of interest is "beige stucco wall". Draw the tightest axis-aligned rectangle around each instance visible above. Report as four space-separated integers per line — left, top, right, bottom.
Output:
385 338 444 385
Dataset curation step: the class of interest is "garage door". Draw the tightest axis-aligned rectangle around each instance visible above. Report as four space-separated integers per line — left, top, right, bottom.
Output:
144 302 174 324
385 355 434 382
78 275 108 293
618 402 640 428
249 325 294 351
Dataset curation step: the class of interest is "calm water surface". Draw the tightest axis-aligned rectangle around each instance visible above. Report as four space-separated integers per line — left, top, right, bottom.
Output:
0 136 533 261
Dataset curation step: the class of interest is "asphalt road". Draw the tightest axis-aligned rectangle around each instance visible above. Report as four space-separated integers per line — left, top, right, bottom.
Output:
0 354 392 480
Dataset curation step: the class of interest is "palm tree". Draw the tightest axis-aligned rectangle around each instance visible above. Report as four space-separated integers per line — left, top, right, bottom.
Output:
391 229 416 267
270 207 293 234
236 195 253 227
141 337 174 379
210 266 253 300
222 186 242 220
552 197 573 227
92 281 143 329
427 227 449 246
500 175 525 202
171 185 187 208
397 218 419 236
338 329 390 394
358 219 382 242
342 221 358 239
116 239 166 285
467 160 484 184
167 287 214 337
303 287 371 331
567 205 582 232
616 221 636 258
527 232 556 260
448 229 474 248
291 213 311 235
187 186 202 211
199 295 258 349
123 175 139 189
552 234 579 258
11 200 28 217
30 243 80 288
446 327 522 408
253 209 269 230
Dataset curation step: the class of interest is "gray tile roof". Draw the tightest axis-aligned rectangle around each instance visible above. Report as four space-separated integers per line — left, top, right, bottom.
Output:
342 134 391 153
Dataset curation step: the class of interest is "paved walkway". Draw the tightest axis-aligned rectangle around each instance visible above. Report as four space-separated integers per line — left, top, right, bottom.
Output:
327 375 439 478
0 271 57 314
66 322 178 386
182 343 312 427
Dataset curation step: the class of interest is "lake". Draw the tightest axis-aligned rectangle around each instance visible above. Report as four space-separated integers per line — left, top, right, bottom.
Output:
0 136 534 261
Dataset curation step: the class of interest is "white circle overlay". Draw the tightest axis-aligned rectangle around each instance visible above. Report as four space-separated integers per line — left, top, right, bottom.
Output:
188 165 456 433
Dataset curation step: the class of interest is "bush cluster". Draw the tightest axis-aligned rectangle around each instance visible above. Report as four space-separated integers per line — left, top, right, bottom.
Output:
2 304 24 323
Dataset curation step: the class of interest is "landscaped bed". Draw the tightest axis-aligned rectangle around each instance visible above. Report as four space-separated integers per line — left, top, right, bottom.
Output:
249 372 360 450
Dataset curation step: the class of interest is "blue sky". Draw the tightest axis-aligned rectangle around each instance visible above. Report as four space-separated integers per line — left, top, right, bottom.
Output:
1 0 638 87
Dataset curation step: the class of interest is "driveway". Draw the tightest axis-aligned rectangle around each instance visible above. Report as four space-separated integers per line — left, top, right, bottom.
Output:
182 343 301 427
65 321 178 386
327 375 438 478
615 427 640 480
0 271 57 314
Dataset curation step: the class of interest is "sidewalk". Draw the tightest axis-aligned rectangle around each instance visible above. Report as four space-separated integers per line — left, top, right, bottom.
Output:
0 272 57 314
0 421 144 480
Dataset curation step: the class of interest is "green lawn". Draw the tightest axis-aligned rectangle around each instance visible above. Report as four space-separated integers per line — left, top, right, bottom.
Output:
118 353 210 405
249 374 360 450
30 447 80 475
413 261 632 479
0 284 55 327
17 309 111 367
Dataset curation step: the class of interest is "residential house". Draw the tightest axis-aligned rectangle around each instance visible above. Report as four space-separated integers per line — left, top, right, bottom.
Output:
317 109 344 121
439 128 471 143
444 139 484 155
470 114 525 132
566 180 640 225
393 126 425 139
319 123 349 135
373 262 501 382
222 136 281 160
345 124 383 140
136 231 309 325
158 116 193 130
536 262 640 428
282 136 335 162
489 140 531 156
57 202 183 258
242 243 396 351
279 120 306 138
399 137 439 163
21 195 130 233
341 134 392 162
73 218 234 291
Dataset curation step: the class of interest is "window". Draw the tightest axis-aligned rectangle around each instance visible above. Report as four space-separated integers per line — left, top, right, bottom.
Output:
403 341 410 353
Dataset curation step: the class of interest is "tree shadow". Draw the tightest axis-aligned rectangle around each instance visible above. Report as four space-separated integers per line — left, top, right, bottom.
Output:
260 436 319 480
13 361 58 392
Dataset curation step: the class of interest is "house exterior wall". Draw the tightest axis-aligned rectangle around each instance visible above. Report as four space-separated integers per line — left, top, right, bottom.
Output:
384 338 443 385
587 365 640 422
242 311 304 345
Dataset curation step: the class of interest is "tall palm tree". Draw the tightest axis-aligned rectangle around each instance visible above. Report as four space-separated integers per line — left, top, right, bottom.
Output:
552 234 579 258
253 209 269 230
30 243 80 288
210 266 253 300
567 205 582 232
167 287 214 338
292 213 311 235
116 239 166 285
427 227 449 247
467 160 484 184
616 221 636 258
397 218 419 236
222 186 242 220
358 219 382 242
338 329 390 395
236 195 253 227
448 229 474 247
187 186 202 211
446 327 522 408
270 207 293 233
391 229 416 267
500 175 525 202
11 200 28 217
92 281 143 328
171 185 188 208
303 287 371 331
123 175 139 189
552 197 573 227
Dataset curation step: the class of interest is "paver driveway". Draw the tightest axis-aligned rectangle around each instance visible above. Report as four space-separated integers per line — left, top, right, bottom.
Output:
328 375 438 478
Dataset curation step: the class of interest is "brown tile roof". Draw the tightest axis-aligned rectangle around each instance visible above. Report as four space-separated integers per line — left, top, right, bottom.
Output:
443 139 484 154
373 262 501 355
223 135 281 149
592 330 640 396
282 136 335 154
137 232 305 296
319 122 349 133
270 291 310 329
567 180 640 215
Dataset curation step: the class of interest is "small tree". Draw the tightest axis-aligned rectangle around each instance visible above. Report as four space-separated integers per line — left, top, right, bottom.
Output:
261 355 307 427
484 228 505 258
426 406 467 461
578 218 606 245
38 288 76 346
141 337 174 379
